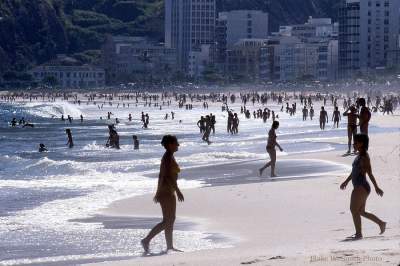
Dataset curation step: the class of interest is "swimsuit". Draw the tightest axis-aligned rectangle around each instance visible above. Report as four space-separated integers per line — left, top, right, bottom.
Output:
351 155 371 193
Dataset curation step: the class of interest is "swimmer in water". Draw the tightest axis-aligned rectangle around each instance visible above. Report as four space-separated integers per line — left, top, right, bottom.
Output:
38 143 48 152
66 129 74 148
141 135 184 254
319 106 328 130
340 134 386 240
332 106 341 128
259 121 283 177
133 135 139 150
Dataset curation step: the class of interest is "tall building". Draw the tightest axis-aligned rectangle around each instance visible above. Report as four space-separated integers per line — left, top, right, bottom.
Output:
339 0 400 78
259 36 336 82
165 0 216 71
217 10 269 47
225 39 269 80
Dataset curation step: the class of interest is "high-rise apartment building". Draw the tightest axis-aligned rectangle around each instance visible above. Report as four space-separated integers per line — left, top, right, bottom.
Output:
216 10 269 73
339 0 400 78
165 0 216 71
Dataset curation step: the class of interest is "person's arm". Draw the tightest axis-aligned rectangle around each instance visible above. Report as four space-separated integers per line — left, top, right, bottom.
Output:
363 156 384 196
154 158 166 202
340 173 352 190
275 142 283 151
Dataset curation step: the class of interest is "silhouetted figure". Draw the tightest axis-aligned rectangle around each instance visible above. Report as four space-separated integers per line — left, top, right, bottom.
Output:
340 134 386 240
133 135 139 150
343 106 358 154
11 118 17 127
319 106 328 130
38 143 48 152
332 106 341 128
141 135 184 254
358 98 371 135
259 121 283 177
106 125 120 149
66 129 74 148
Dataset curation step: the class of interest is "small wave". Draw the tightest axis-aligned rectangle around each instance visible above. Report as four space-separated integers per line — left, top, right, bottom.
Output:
23 101 84 118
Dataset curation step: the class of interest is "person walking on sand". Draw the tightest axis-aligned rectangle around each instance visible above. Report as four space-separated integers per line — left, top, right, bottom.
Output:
340 134 386 240
141 135 184 254
259 121 283 177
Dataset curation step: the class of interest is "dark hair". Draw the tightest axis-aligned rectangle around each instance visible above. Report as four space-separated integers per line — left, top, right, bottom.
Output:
66 129 71 133
272 121 280 129
354 133 369 151
358 98 366 106
161 135 178 148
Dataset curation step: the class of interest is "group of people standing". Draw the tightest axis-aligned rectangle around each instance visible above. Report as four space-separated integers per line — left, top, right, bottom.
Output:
197 114 216 145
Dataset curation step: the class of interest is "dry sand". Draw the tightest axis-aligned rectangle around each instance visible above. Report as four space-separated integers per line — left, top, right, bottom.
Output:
88 115 400 266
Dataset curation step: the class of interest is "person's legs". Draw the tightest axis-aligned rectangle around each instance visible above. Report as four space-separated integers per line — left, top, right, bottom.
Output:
259 149 273 176
359 189 385 233
270 149 277 177
142 195 176 250
350 187 365 237
164 195 176 249
352 126 357 152
347 126 352 153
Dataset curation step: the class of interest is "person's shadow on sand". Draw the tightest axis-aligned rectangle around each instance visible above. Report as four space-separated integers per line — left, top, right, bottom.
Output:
340 235 384 242
142 250 168 257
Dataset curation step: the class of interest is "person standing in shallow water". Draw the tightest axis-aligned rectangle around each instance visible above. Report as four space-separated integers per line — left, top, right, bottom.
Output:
343 106 358 154
358 98 371 135
66 129 73 148
259 121 283 177
141 135 184 254
340 134 386 240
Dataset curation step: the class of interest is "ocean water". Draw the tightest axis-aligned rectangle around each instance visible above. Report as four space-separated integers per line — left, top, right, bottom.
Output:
0 95 396 265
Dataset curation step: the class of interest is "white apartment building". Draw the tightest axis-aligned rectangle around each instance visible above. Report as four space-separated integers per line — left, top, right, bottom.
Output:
30 65 105 88
260 36 336 82
165 0 216 71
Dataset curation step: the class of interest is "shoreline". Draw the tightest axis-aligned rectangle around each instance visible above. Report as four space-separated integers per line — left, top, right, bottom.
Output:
85 122 400 265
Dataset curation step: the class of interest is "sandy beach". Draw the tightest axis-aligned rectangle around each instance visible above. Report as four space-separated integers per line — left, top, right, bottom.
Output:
86 116 400 265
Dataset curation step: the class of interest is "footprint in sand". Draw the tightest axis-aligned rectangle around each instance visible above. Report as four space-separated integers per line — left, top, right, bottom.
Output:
240 258 263 265
382 251 400 256
269 255 285 260
332 228 345 232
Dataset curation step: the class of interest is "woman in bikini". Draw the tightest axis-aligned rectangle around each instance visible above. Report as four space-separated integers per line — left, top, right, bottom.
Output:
259 121 283 177
141 135 184 253
340 134 386 239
